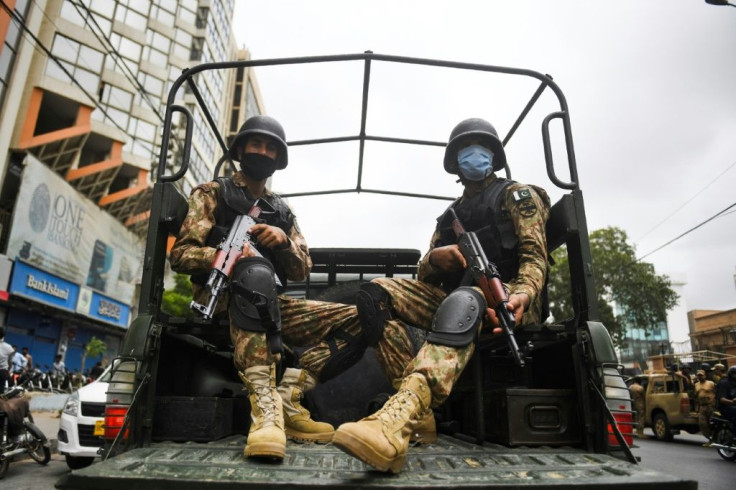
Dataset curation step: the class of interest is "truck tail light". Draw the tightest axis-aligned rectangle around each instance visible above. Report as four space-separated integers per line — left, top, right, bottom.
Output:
104 357 139 441
680 397 690 414
608 411 633 447
104 405 130 440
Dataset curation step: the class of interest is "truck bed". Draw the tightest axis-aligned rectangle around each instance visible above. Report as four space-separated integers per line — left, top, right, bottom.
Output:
57 435 695 489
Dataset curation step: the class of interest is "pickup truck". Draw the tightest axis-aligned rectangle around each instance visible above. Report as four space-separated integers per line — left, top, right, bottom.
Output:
56 53 696 489
628 373 700 441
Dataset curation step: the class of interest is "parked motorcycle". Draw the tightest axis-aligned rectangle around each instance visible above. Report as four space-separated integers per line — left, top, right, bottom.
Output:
0 386 51 478
709 411 736 462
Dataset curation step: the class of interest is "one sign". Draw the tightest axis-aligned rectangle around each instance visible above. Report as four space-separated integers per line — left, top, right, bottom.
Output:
6 155 143 305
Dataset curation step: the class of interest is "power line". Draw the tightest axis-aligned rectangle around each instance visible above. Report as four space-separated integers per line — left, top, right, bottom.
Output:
635 159 736 243
66 0 164 122
0 0 128 135
638 200 736 261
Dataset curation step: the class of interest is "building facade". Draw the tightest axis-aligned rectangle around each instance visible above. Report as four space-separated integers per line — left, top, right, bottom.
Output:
688 308 736 362
0 0 264 373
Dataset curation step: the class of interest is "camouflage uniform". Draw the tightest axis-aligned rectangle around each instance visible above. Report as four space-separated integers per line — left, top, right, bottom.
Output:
628 382 646 437
170 171 359 372
695 377 716 438
300 175 550 406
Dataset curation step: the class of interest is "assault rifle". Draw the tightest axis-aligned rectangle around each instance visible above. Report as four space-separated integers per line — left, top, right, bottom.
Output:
190 199 281 319
446 208 526 368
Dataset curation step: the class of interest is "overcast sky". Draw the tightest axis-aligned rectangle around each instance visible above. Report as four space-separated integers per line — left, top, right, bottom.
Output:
231 0 736 313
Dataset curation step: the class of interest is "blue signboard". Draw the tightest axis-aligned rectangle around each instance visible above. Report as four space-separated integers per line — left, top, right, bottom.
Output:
85 291 130 329
76 287 131 329
9 261 79 311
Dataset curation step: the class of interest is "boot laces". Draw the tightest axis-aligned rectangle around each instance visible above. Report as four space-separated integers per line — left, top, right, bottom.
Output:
378 389 420 423
253 385 278 423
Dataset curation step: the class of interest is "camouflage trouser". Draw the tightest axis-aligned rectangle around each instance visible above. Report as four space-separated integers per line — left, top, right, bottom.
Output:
231 278 477 408
633 401 645 436
698 402 714 438
229 295 361 373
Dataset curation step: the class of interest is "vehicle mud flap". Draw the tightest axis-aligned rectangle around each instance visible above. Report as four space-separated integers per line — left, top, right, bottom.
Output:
589 380 637 464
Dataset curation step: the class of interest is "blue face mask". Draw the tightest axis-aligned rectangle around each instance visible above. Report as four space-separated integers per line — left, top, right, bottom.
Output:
457 145 493 181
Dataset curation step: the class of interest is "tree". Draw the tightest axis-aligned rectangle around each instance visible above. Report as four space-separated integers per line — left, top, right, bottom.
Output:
80 337 107 374
547 226 679 346
161 273 194 317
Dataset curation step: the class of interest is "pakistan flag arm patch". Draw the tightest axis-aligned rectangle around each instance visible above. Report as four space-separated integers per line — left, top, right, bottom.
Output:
512 187 538 217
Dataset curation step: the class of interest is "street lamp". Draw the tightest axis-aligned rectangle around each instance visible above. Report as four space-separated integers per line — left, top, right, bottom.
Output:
705 0 736 8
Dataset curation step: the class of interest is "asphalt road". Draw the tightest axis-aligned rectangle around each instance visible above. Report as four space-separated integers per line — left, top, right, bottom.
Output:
633 428 733 490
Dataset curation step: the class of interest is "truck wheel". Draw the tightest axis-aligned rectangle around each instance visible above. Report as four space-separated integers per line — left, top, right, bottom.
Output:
652 413 673 441
714 427 736 461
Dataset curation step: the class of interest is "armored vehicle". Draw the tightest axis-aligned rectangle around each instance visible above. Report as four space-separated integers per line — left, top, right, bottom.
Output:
57 52 695 489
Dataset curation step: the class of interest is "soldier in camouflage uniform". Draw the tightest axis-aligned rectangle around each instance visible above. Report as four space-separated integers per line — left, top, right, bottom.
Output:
170 115 346 460
694 369 716 445
331 117 551 473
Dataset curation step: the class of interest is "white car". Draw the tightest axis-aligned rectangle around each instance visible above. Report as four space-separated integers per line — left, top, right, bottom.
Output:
57 367 111 469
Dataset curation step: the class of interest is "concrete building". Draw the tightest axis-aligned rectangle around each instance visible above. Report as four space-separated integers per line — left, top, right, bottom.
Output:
688 308 736 362
0 0 264 372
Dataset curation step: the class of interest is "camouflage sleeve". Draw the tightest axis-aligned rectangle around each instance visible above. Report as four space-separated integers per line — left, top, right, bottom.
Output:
503 183 550 306
272 213 312 281
169 183 219 275
417 229 443 284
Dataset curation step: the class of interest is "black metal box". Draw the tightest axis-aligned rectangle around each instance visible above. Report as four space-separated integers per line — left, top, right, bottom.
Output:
153 396 234 442
486 388 581 446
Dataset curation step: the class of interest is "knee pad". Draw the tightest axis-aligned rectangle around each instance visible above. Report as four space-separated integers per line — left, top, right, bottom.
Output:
229 256 281 333
426 287 486 348
316 330 368 382
355 282 392 347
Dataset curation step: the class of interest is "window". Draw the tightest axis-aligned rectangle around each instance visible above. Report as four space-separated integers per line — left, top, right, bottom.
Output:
151 0 175 27
100 84 133 112
45 34 104 93
114 0 149 29
190 37 204 61
196 7 209 29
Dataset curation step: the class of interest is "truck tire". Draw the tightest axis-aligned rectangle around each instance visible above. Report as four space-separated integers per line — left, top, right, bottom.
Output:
653 413 673 441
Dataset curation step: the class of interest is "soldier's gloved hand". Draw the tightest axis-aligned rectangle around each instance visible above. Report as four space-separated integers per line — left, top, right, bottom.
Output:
428 245 467 271
250 223 289 249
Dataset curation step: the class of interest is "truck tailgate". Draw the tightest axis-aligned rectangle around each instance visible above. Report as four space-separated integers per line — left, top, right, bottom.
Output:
57 435 696 489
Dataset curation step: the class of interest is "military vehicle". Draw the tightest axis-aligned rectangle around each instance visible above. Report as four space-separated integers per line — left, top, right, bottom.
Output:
57 52 696 489
627 373 701 441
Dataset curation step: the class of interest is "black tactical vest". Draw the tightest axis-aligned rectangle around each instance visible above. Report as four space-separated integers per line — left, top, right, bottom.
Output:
192 177 293 288
436 178 518 291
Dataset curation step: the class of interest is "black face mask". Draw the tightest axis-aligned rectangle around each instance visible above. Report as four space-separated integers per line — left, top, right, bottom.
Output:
240 153 277 181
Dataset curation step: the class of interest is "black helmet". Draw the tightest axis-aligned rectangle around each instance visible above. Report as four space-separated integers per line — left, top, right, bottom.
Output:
728 365 736 379
228 115 288 169
443 118 507 175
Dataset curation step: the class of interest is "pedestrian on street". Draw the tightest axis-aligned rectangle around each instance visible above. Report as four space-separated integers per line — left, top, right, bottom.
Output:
0 327 14 390
694 369 715 446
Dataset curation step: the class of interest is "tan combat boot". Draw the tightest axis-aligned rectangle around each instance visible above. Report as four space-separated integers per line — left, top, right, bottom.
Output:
332 373 431 473
410 408 437 444
239 364 286 459
277 367 335 443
